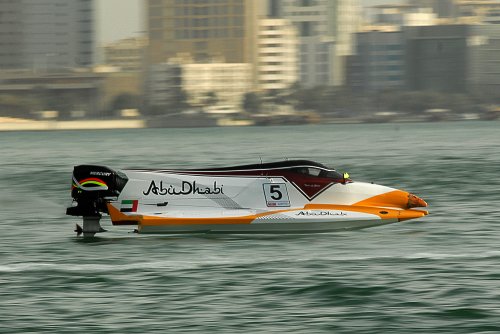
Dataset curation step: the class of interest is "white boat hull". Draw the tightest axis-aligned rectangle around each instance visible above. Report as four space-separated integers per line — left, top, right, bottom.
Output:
67 160 428 236
137 219 400 234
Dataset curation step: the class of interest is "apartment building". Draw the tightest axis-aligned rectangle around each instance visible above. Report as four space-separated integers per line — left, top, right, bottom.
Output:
278 0 360 87
0 0 93 70
258 18 298 91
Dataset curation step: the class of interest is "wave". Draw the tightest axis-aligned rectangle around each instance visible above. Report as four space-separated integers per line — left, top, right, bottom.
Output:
3 250 500 274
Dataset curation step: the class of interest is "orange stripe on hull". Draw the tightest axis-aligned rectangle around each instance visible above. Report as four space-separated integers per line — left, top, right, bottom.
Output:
353 190 427 210
108 202 427 231
107 203 257 226
107 203 141 225
134 208 299 227
140 216 255 226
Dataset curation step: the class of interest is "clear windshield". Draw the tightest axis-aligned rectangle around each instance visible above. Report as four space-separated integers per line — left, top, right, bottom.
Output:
291 167 343 180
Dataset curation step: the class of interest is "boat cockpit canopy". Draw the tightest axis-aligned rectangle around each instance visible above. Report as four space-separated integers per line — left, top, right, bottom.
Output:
202 160 344 180
290 166 343 180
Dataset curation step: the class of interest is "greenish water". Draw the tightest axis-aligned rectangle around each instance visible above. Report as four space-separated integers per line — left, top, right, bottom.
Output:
1 122 499 333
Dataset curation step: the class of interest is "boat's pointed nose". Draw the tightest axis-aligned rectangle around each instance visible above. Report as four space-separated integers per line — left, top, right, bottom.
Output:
408 193 427 208
352 187 427 210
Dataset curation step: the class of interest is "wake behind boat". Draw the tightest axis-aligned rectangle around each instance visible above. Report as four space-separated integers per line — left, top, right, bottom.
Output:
66 160 428 237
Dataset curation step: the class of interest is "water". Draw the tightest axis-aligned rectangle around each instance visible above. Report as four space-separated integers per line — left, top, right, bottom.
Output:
0 122 499 333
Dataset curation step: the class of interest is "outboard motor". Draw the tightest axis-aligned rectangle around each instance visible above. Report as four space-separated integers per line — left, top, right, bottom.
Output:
66 165 128 237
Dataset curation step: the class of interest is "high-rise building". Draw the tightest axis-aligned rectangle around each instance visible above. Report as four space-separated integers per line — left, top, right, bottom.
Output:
104 37 148 72
406 24 500 94
276 0 361 87
0 0 94 70
147 0 267 91
147 0 266 63
347 29 405 93
258 18 298 91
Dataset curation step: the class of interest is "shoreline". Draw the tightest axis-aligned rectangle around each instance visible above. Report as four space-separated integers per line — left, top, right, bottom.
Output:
0 119 146 131
0 116 496 132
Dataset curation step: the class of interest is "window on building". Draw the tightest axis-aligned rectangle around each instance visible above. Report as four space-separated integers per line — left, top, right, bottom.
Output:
299 22 312 37
300 0 314 6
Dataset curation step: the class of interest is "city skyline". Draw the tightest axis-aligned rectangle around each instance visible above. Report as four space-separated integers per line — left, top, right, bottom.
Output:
1 0 499 127
97 0 400 44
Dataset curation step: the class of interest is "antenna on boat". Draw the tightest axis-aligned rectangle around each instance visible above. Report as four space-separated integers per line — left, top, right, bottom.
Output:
259 156 263 175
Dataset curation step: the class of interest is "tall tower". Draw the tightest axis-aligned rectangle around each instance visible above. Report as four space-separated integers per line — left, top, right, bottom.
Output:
147 0 266 64
278 0 360 87
258 18 298 91
0 0 94 70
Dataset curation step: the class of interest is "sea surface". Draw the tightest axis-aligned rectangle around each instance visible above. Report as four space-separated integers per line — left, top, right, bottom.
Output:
0 122 499 333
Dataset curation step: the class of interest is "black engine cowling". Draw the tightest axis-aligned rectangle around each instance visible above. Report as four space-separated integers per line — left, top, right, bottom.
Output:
66 165 128 217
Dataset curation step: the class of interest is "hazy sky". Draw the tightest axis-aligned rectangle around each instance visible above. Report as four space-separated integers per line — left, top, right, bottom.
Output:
96 0 399 44
97 0 144 45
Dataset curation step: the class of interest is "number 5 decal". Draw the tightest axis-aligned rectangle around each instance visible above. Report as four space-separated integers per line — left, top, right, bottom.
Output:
263 183 290 207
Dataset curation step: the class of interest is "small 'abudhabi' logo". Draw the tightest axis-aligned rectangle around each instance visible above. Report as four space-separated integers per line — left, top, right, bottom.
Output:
296 211 347 216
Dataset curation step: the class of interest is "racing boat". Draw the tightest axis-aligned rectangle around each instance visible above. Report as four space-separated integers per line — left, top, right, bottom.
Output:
66 160 428 237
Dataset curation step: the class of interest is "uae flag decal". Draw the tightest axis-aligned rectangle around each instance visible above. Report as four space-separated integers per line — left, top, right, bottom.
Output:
120 200 138 213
